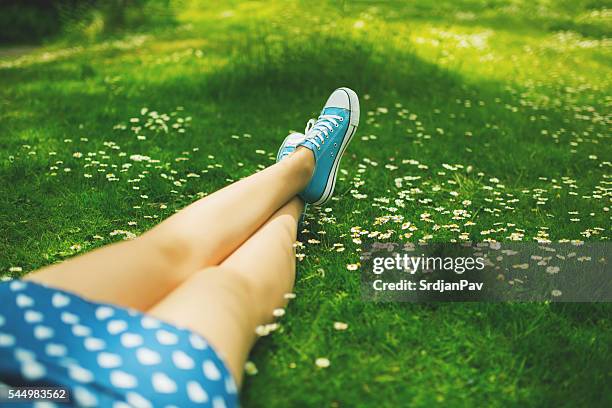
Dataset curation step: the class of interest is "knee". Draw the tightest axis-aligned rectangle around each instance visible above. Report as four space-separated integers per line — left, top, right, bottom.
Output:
140 229 202 272
196 266 268 325
196 267 253 298
195 266 259 327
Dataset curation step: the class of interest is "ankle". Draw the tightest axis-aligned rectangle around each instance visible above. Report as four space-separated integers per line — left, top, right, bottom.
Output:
281 147 314 189
295 147 315 174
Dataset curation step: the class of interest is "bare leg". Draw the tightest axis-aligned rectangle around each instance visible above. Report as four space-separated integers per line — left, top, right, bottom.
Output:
147 197 303 385
26 149 313 310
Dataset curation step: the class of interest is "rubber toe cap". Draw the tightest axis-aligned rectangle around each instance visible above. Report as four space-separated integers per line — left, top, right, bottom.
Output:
324 88 352 110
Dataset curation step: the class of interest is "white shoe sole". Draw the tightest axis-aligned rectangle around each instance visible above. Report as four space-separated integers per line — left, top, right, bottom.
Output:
313 87 360 205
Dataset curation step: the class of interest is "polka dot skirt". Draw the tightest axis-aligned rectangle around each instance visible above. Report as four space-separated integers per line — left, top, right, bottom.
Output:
0 280 238 407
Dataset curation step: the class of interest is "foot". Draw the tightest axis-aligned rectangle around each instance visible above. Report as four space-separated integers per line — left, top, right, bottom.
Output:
298 87 360 205
276 132 306 162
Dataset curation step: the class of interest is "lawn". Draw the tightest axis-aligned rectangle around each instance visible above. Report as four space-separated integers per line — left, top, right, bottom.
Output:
1 0 610 406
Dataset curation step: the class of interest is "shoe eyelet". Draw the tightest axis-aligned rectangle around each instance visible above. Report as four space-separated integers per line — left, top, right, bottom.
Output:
334 143 338 147
339 117 344 122
334 123 339 127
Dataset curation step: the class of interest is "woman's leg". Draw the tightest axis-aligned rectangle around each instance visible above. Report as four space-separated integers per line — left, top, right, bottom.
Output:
146 197 303 385
26 149 313 311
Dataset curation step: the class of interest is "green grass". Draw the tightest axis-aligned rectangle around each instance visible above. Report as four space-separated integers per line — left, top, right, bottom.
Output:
1 0 611 406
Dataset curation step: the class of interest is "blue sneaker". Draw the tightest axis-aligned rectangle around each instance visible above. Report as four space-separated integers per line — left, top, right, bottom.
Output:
276 132 305 162
298 87 359 205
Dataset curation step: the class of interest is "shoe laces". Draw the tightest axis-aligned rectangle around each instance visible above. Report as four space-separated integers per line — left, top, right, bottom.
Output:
303 114 343 149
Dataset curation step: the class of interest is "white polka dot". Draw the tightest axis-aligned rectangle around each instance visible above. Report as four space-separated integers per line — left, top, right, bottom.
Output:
212 396 227 408
171 350 195 369
34 402 58 408
107 319 128 335
151 372 177 393
111 370 138 388
156 329 178 345
141 316 161 329
126 392 152 408
73 386 98 407
33 325 54 340
121 332 143 348
45 343 67 358
68 364 94 383
97 352 122 369
21 359 46 380
24 310 43 323
0 332 16 347
61 311 79 325
95 306 114 320
225 376 238 394
203 360 222 381
15 348 36 361
189 333 208 350
10 280 26 291
72 324 92 337
136 347 161 365
51 292 70 308
186 381 209 403
16 293 34 308
84 337 106 351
